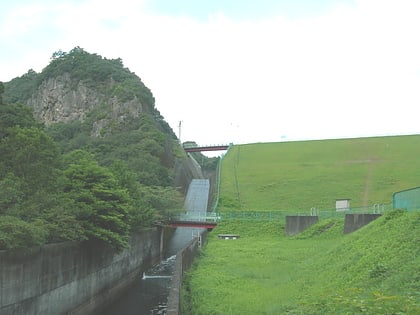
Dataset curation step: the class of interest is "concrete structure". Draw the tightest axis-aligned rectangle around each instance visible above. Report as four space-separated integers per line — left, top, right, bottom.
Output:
343 213 382 234
336 199 351 211
0 149 202 315
285 216 319 236
218 234 240 240
167 231 208 315
166 176 211 314
0 230 163 315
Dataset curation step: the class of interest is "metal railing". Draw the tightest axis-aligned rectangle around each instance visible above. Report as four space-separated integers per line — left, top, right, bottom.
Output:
169 203 395 223
169 212 221 223
217 203 394 221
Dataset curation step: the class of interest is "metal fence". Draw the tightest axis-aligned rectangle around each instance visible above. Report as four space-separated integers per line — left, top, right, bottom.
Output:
217 204 394 222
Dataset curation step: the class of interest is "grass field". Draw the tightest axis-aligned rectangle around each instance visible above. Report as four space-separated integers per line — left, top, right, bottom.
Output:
219 135 420 211
183 135 420 314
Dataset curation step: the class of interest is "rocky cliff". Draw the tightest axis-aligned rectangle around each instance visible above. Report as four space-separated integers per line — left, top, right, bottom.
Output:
3 47 169 140
26 73 145 138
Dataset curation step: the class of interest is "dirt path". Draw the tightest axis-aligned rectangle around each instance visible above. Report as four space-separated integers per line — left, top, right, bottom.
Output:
362 162 374 207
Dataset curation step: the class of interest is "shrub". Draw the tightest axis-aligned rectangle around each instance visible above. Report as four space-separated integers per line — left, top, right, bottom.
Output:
0 216 48 250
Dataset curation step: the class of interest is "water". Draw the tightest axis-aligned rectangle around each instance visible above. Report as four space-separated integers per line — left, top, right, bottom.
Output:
103 179 210 314
102 227 205 315
101 255 175 315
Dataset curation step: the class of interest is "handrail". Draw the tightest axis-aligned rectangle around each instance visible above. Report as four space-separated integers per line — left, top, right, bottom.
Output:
211 144 232 213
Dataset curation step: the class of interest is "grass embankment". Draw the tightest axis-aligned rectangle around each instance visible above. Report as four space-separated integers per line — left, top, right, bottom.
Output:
220 136 420 210
185 212 419 314
184 136 420 314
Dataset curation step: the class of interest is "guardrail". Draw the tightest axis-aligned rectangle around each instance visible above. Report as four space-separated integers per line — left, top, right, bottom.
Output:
168 204 394 223
217 204 394 221
169 212 221 222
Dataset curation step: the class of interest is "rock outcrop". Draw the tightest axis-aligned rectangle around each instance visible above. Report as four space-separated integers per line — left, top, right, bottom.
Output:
26 74 145 137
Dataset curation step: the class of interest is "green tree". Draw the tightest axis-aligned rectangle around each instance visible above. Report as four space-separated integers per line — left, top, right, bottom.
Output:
0 103 40 137
2 69 38 104
0 127 60 194
0 173 24 214
110 161 157 230
62 150 130 250
0 216 48 250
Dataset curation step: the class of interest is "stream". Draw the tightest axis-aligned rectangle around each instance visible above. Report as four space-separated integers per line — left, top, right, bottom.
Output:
102 179 209 315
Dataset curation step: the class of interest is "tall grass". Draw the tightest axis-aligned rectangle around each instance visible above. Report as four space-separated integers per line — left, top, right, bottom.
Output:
185 212 419 314
184 135 420 314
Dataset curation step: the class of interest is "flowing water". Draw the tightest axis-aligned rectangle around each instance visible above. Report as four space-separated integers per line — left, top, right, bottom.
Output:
103 179 210 315
102 227 204 315
102 255 175 315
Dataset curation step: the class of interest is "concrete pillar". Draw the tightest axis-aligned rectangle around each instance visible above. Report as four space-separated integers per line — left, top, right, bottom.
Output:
344 213 382 234
285 216 319 236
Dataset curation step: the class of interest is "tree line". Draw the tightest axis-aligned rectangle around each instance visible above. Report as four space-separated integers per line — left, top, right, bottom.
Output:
0 98 183 251
0 49 185 251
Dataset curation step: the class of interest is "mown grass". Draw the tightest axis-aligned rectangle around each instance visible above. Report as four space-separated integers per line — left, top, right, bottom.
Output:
183 135 420 314
220 135 420 210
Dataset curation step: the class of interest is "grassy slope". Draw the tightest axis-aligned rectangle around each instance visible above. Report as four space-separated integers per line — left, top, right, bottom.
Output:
220 135 420 210
185 135 420 314
187 213 419 314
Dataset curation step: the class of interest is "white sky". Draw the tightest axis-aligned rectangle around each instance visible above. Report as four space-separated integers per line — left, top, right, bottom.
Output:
1 0 420 148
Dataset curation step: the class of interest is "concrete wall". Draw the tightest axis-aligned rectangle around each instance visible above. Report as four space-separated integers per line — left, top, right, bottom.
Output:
167 230 208 315
285 216 319 236
174 156 204 195
344 214 382 234
0 229 163 315
0 150 200 315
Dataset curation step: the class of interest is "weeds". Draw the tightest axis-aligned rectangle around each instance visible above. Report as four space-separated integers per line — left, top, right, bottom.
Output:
184 137 420 314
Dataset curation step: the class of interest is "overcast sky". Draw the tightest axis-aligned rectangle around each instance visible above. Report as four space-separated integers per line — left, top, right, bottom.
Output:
1 0 419 148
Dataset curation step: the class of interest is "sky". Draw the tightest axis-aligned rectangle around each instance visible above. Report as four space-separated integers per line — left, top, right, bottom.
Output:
1 0 420 149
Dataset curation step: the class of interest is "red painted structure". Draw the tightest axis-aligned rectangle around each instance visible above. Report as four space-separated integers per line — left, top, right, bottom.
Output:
168 220 218 229
183 145 230 153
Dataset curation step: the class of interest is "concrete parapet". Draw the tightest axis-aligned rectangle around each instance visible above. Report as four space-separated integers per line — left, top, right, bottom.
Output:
285 216 319 236
167 230 208 315
344 213 382 234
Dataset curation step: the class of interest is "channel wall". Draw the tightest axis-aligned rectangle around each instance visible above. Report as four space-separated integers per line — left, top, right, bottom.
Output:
0 229 163 315
0 153 204 315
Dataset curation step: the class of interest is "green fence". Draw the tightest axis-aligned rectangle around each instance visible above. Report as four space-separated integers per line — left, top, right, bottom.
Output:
218 204 393 222
393 186 420 211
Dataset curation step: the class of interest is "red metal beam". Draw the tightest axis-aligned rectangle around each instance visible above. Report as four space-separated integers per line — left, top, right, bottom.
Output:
184 145 229 153
169 221 218 229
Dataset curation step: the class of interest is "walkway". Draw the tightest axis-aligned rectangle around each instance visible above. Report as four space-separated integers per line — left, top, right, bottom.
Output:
183 144 230 153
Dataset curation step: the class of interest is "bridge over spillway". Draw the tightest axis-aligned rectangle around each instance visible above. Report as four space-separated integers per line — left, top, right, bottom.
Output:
183 144 231 153
168 179 219 230
168 213 220 229
167 179 222 229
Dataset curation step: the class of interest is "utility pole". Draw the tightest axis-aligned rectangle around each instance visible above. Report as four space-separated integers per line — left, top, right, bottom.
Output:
178 121 182 143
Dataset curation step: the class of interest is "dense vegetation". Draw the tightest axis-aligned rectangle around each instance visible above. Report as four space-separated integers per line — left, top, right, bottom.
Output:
183 141 220 172
184 139 420 314
0 49 185 251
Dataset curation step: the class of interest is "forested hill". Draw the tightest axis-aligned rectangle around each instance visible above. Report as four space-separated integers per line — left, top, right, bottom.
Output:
0 47 185 251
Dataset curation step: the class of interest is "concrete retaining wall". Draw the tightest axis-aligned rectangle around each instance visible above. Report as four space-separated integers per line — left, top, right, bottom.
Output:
344 214 382 234
285 216 319 236
174 156 204 195
0 229 163 315
167 230 208 315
